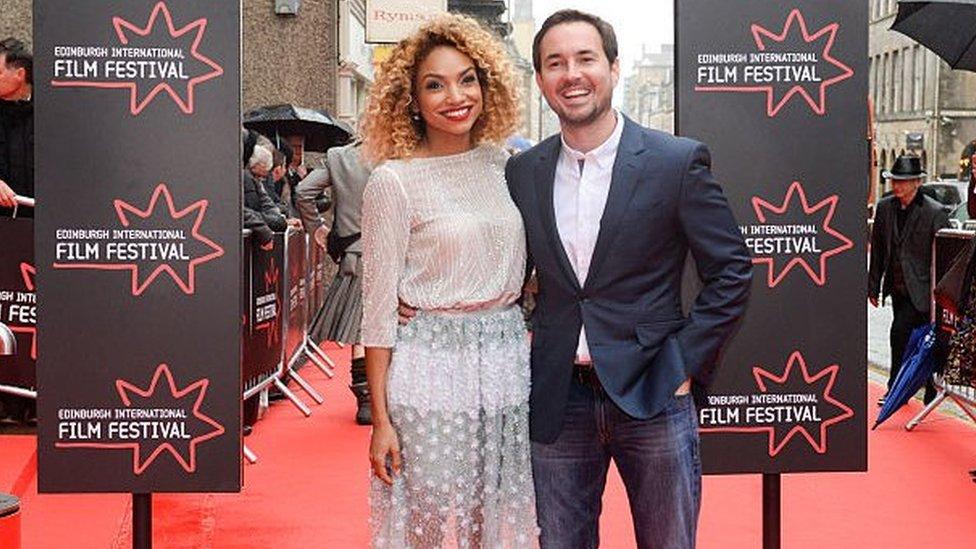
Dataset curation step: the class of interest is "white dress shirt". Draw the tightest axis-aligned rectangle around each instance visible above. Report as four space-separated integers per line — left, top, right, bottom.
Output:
553 111 624 364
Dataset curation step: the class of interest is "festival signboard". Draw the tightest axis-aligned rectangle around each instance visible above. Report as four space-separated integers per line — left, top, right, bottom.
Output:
0 219 36 389
676 1 868 473
34 0 242 492
284 229 307 363
245 233 285 386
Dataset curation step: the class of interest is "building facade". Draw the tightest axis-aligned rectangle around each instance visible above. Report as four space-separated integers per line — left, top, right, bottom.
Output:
623 44 674 134
0 1 31 50
242 0 338 114
509 0 541 142
337 0 375 132
870 0 976 195
1 1 340 117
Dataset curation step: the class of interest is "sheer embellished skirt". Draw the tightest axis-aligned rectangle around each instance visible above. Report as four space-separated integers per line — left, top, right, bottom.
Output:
370 306 539 548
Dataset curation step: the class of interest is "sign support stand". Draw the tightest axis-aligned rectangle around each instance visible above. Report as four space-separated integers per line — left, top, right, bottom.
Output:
762 474 780 549
132 493 152 549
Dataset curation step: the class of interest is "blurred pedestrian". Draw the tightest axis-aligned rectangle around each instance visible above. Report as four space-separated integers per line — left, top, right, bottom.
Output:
869 154 950 406
0 38 34 426
0 38 33 216
245 146 287 233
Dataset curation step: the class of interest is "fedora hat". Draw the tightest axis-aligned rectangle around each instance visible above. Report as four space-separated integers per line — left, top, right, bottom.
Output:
883 155 926 180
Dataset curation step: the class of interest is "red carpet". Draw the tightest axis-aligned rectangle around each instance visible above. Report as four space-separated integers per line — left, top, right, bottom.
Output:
2 345 975 548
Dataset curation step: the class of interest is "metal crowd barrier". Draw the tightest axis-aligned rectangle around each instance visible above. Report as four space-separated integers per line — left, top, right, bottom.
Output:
907 228 976 430
0 196 337 465
240 225 336 463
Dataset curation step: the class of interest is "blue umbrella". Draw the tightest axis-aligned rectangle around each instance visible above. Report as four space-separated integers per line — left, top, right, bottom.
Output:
873 324 938 429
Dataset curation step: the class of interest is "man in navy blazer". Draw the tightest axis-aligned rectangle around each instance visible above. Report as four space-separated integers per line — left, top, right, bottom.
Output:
507 10 752 548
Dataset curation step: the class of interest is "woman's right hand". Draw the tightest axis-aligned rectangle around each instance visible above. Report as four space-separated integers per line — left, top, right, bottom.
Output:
370 422 402 485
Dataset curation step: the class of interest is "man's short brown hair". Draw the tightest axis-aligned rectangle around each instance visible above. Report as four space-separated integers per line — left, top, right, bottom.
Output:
532 9 618 73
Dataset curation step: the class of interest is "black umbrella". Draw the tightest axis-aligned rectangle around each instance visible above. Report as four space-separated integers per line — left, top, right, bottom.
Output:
892 1 976 71
243 104 352 152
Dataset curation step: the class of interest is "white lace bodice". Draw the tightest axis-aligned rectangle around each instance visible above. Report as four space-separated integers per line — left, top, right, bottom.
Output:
360 145 527 348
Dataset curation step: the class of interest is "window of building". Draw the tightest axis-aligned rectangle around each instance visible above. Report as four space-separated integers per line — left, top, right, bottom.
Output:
869 56 877 108
878 53 891 113
893 50 901 113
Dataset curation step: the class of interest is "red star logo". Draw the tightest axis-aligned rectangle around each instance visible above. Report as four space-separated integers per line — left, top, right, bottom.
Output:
750 180 853 287
53 184 224 296
700 351 855 457
55 363 225 474
7 263 36 359
695 9 854 117
255 257 281 348
51 2 223 115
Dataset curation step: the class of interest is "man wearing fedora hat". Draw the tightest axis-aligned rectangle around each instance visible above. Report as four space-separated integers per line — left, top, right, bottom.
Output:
869 154 949 405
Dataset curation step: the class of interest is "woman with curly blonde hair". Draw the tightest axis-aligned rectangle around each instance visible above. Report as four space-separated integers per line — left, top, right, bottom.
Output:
358 13 539 548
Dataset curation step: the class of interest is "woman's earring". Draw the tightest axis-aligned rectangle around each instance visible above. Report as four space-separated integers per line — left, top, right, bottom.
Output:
411 111 421 121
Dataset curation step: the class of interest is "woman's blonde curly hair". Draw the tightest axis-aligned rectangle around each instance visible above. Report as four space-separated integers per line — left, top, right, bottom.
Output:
361 14 521 164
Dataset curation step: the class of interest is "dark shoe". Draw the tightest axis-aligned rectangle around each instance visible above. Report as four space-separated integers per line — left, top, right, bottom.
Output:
350 382 372 425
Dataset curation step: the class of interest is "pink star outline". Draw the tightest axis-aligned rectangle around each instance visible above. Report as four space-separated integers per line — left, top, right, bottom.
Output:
695 8 854 117
7 263 37 359
55 363 226 474
700 351 855 457
50 1 224 115
52 183 225 296
750 180 853 287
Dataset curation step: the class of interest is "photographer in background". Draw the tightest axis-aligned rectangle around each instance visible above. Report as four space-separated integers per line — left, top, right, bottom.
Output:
0 38 33 217
0 37 33 426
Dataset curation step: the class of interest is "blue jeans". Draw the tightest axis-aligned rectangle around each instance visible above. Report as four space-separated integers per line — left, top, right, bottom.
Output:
531 375 702 548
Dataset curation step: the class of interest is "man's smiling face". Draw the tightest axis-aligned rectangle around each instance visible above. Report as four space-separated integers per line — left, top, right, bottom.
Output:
535 21 619 129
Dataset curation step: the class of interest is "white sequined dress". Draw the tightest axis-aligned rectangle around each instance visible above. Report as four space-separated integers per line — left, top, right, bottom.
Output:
361 145 538 548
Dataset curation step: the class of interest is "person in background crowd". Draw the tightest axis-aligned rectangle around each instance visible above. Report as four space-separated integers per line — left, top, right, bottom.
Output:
261 147 290 216
296 139 372 425
0 38 34 426
240 129 275 245
245 145 288 233
870 154 950 406
359 14 538 546
285 133 308 180
0 38 33 216
240 133 274 435
280 133 308 216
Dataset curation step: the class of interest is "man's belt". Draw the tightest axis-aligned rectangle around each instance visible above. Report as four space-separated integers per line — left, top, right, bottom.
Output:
573 362 602 390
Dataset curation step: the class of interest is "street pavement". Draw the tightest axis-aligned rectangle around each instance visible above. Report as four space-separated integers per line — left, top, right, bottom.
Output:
867 300 893 373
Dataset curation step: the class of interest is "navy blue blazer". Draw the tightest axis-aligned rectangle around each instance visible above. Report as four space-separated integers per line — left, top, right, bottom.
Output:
506 117 753 444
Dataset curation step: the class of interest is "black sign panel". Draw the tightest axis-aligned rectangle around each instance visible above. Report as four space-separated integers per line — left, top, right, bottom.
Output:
934 230 975 387
285 230 307 361
35 0 241 492
0 219 36 388
677 1 867 473
244 233 285 385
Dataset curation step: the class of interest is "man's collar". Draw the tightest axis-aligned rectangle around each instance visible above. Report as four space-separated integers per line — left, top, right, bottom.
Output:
559 110 623 170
